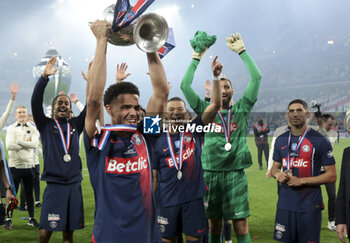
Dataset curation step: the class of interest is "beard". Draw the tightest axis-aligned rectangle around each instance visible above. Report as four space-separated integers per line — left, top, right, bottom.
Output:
222 97 231 108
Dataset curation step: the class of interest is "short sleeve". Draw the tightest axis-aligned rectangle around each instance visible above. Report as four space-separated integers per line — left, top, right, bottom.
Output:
273 137 282 163
319 138 336 166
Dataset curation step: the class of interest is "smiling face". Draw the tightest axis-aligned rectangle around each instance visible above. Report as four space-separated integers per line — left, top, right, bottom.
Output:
15 107 28 124
287 103 309 129
166 100 186 126
220 79 234 108
105 94 140 126
53 95 71 119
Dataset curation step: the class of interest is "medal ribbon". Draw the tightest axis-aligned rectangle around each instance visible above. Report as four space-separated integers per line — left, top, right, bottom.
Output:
166 131 184 172
92 124 137 150
286 127 309 170
54 118 71 155
217 107 232 144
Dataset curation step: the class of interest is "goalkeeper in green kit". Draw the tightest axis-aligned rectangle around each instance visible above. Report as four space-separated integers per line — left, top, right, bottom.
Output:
181 32 262 243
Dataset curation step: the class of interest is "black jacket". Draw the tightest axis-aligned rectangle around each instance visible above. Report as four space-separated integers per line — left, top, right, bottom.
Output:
335 147 350 233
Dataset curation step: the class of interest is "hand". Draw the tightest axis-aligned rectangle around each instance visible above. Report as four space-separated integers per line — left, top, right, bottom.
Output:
266 169 272 179
82 61 93 81
286 176 304 187
211 56 223 77
6 189 14 204
69 93 78 104
90 20 111 40
204 80 211 92
42 56 58 79
275 171 291 183
226 32 246 54
115 62 131 83
336 224 348 243
192 48 207 60
190 30 216 60
9 82 19 95
9 82 19 101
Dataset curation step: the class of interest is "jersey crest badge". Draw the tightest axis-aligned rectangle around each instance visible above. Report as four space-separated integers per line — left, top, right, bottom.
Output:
132 133 143 145
302 145 310 152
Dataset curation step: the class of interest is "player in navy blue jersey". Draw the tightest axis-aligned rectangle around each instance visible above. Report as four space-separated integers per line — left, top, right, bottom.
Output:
31 56 86 243
152 56 221 243
271 99 337 243
84 20 169 243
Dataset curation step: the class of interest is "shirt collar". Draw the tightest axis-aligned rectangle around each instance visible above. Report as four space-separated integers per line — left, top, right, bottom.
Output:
16 122 28 127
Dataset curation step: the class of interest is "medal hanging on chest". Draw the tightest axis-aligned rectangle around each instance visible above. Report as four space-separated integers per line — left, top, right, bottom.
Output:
218 107 232 151
54 118 71 163
167 132 184 180
286 128 309 171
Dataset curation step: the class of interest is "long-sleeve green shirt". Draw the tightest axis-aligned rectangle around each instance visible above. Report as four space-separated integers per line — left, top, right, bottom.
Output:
181 51 262 171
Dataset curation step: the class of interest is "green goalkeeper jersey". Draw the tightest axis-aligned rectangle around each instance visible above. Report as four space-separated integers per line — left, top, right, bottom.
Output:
180 51 262 171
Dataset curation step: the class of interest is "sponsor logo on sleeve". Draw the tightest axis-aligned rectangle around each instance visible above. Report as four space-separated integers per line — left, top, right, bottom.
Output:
327 151 334 158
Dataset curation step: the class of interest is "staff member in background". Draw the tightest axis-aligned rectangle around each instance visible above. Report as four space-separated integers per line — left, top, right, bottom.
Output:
5 106 39 229
307 113 338 231
254 116 270 170
28 114 42 208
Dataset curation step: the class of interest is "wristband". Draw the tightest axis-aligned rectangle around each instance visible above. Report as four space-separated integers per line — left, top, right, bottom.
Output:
212 73 223 81
5 187 11 191
238 49 246 55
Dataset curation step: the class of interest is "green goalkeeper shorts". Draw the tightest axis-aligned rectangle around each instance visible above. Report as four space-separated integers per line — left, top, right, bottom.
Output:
203 170 250 220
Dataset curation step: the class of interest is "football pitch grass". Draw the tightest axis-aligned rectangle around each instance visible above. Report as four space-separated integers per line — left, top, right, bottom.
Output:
0 134 349 243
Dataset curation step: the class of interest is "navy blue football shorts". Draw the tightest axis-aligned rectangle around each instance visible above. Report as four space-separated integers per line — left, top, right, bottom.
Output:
40 182 84 231
157 198 207 238
274 208 321 243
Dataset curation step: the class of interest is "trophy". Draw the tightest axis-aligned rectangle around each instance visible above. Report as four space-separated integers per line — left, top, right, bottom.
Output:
102 3 169 53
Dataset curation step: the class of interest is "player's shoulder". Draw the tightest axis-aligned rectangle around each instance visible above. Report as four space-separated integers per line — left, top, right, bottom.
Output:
7 122 17 129
306 128 332 150
274 130 289 149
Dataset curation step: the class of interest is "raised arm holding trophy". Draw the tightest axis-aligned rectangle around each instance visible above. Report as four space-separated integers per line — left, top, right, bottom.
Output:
84 1 170 242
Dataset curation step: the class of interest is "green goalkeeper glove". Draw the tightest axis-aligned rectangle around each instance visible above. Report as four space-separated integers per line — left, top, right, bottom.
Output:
190 31 216 60
226 32 246 55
